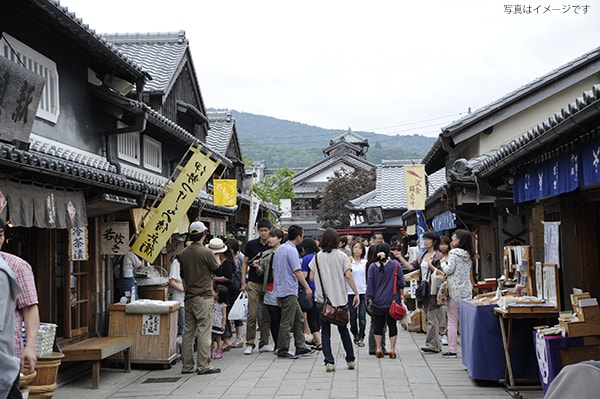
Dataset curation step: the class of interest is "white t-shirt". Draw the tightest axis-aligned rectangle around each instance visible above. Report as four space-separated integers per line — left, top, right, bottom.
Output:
420 258 430 281
347 258 367 294
168 259 185 306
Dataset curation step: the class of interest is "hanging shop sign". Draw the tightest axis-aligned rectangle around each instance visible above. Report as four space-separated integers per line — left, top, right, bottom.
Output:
213 179 237 206
432 210 456 232
404 165 426 210
131 146 220 262
0 57 45 145
99 222 130 255
69 226 88 261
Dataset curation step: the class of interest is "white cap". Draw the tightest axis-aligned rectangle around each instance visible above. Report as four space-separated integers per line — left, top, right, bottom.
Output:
189 221 207 234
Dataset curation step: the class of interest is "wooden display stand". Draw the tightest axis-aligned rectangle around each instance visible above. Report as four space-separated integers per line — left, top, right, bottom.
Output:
108 303 179 365
559 293 600 337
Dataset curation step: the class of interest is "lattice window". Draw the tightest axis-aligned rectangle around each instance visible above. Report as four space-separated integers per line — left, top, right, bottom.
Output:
0 33 60 123
117 132 140 165
143 135 162 172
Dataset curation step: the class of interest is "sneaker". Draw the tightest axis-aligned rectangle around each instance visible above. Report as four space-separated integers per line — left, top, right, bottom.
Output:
278 353 299 359
440 335 448 346
295 347 315 356
421 347 441 354
442 352 458 358
214 348 223 359
259 344 274 353
244 346 254 355
347 361 355 370
325 363 335 372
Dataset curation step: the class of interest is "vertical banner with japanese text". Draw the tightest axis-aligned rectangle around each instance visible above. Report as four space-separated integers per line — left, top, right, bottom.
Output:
248 193 261 241
99 222 130 255
131 146 220 262
213 179 237 206
69 227 88 261
404 164 426 211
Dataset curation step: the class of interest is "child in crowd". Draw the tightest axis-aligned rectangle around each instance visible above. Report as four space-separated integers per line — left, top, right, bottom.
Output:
212 285 228 359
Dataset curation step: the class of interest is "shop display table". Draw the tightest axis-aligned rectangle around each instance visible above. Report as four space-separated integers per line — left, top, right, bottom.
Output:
460 300 541 381
535 333 600 393
494 307 558 392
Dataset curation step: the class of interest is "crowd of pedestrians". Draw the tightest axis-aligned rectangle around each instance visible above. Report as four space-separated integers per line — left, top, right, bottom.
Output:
175 218 474 375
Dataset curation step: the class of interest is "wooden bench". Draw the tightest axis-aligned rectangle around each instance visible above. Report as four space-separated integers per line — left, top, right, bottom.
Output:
61 336 133 389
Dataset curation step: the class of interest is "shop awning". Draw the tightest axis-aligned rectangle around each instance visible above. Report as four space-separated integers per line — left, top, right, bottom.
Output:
0 181 87 228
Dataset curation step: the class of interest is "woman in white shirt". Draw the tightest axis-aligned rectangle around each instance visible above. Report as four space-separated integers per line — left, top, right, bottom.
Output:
348 241 367 347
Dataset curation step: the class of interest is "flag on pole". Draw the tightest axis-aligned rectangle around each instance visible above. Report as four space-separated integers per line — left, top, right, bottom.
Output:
131 146 220 262
404 165 426 210
214 179 237 206
416 210 428 253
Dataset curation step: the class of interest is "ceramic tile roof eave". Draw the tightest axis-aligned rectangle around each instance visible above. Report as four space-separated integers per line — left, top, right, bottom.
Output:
34 0 150 82
442 46 600 139
292 154 376 184
471 84 600 178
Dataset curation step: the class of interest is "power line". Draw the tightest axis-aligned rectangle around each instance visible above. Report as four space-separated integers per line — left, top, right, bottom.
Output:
367 112 464 132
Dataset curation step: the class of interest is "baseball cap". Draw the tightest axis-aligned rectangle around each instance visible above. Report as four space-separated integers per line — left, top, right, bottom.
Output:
189 221 207 234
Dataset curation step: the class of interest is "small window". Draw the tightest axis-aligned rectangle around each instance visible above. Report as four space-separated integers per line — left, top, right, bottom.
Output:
143 135 162 172
117 132 140 165
0 33 60 123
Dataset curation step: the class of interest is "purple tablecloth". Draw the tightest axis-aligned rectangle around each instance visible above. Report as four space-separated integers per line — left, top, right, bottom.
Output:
460 300 540 381
534 332 584 393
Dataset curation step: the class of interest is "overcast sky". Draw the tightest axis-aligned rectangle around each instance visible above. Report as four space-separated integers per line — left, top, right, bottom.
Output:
61 0 600 136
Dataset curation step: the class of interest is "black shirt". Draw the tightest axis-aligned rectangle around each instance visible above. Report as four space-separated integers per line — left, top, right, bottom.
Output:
244 238 270 283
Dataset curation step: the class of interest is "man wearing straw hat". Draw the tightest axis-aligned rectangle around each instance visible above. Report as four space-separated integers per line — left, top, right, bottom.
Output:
179 221 221 375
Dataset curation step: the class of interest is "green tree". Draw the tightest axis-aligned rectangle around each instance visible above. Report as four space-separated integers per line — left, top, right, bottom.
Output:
252 167 295 208
317 168 376 229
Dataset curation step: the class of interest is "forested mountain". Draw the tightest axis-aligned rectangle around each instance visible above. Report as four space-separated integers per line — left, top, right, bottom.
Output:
210 109 437 168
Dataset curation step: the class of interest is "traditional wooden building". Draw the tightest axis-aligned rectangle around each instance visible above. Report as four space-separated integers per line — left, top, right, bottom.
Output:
422 46 600 303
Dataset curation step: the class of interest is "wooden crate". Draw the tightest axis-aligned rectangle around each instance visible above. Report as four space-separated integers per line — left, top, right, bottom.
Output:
138 285 169 301
108 303 178 364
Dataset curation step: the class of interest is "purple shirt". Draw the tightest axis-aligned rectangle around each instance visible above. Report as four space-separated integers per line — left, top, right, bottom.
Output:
272 241 301 298
366 260 405 310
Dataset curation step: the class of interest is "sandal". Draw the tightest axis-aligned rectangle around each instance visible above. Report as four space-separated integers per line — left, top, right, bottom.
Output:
231 342 244 348
357 340 365 347
313 344 323 351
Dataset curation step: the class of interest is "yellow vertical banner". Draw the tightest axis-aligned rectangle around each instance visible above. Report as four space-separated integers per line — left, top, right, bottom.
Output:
131 146 220 262
213 179 237 206
404 164 426 211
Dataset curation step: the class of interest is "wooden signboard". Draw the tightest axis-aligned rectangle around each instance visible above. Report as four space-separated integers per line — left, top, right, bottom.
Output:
543 263 560 310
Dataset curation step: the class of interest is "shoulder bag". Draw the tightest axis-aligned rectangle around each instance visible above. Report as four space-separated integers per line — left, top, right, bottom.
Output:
315 253 349 326
389 261 407 320
415 258 430 304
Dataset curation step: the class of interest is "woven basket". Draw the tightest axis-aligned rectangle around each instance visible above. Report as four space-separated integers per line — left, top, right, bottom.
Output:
35 323 57 357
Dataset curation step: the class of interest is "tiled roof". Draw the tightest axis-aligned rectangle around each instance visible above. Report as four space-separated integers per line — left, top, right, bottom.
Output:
206 112 235 157
428 168 447 192
294 182 326 195
102 31 188 93
348 160 426 210
292 153 375 184
330 128 368 144
470 84 600 178
32 1 149 81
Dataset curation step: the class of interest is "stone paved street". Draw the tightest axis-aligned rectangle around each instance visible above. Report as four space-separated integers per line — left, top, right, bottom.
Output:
53 323 545 399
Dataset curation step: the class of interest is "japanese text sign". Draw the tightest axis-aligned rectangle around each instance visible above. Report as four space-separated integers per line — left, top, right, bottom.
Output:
99 222 130 255
213 179 237 206
404 164 426 211
69 227 88 261
132 146 219 262
0 57 45 144
141 314 160 335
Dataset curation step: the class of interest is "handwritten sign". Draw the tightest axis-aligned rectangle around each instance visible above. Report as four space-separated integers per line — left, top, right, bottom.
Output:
404 165 425 210
99 222 129 255
69 227 88 261
132 146 219 262
141 314 160 335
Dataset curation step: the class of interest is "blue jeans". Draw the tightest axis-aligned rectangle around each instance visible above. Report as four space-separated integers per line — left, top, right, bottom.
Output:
317 303 355 365
177 306 185 337
348 294 366 340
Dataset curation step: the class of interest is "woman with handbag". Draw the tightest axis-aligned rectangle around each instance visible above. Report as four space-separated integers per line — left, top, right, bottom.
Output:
309 228 360 372
366 243 405 359
441 229 474 359
397 231 443 354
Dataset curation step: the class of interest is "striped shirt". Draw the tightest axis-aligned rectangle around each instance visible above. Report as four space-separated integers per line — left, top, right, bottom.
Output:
2 252 38 357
